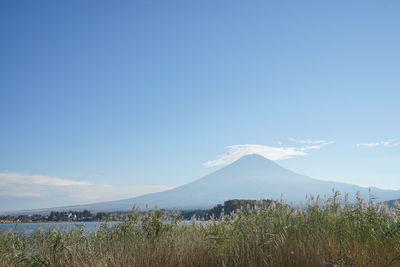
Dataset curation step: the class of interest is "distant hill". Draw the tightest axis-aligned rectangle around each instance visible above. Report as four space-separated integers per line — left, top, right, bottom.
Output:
385 199 400 209
3 154 400 215
180 199 283 220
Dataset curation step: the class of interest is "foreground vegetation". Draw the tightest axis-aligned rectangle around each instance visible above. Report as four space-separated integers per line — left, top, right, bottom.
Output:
1 192 400 267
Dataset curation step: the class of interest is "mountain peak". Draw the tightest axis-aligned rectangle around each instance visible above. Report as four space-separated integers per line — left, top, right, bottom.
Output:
236 154 270 161
228 153 281 169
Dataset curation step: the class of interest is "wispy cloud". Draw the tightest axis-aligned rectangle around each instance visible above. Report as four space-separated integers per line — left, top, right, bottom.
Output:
0 173 172 211
356 140 399 147
288 138 329 145
289 138 333 151
0 173 90 187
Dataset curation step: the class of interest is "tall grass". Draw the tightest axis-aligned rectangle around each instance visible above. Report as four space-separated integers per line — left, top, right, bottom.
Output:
1 192 400 267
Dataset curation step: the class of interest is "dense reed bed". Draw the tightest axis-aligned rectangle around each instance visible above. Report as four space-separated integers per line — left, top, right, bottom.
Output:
1 192 400 267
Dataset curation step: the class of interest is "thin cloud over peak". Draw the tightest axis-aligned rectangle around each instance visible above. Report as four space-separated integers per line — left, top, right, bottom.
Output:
203 145 306 167
356 140 399 148
203 140 333 168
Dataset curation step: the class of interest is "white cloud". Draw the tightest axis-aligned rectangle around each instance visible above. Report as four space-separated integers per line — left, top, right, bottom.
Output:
0 173 172 210
289 138 333 150
204 144 307 167
356 140 399 147
288 138 329 144
0 173 90 186
204 139 333 168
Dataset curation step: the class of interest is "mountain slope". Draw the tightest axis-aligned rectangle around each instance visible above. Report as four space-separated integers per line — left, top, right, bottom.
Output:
93 154 399 210
3 155 400 214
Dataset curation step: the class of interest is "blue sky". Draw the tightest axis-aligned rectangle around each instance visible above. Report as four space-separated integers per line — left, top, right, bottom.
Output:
1 1 400 209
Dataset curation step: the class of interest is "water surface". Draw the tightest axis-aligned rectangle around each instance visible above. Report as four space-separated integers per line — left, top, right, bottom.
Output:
0 221 120 234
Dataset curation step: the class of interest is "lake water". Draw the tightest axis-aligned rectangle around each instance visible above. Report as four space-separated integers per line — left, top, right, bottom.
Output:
0 220 205 234
0 221 121 234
